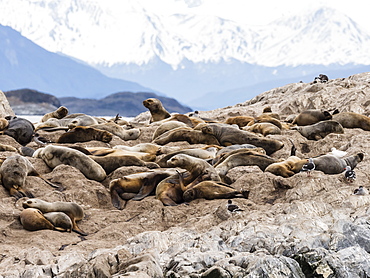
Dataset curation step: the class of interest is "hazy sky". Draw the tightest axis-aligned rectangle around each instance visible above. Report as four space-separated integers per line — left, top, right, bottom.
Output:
132 0 370 32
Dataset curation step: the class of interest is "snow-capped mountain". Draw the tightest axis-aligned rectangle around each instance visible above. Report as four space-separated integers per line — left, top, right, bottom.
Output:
0 0 369 109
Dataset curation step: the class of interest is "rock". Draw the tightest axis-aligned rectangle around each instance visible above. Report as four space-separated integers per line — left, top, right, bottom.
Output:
0 90 15 117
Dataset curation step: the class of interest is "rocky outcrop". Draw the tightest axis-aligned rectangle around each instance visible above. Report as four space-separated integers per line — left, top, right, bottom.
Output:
1 72 370 277
0 90 15 117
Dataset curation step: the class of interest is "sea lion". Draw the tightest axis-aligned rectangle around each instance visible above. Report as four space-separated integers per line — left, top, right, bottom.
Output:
87 147 156 162
243 122 281 136
214 150 277 176
0 118 9 130
113 143 161 155
225 116 254 128
153 127 220 146
292 110 332 126
33 145 106 181
20 208 54 231
264 156 306 178
91 155 159 175
57 126 113 143
155 174 184 206
0 155 59 199
332 112 370 131
109 169 177 209
157 147 218 168
167 154 221 184
41 106 69 122
1 116 35 145
143 98 171 123
90 122 140 141
164 113 205 128
36 114 99 131
201 123 284 155
152 121 188 140
22 198 86 236
260 107 280 120
0 143 17 152
43 212 73 232
310 153 364 174
292 120 344 140
248 114 283 129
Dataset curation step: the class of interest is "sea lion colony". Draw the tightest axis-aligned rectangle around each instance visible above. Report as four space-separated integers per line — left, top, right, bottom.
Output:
0 98 367 234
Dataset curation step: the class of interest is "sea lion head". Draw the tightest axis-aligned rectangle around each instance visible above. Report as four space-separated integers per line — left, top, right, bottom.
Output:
183 188 196 202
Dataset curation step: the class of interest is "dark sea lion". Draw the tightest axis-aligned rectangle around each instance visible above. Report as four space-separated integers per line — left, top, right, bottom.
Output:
292 109 332 126
41 106 69 122
153 127 220 146
332 112 370 131
143 98 171 123
0 155 59 199
22 198 86 236
201 123 284 155
292 120 344 140
33 145 106 181
57 126 113 143
1 116 35 145
109 170 176 209
311 153 364 174
20 208 55 231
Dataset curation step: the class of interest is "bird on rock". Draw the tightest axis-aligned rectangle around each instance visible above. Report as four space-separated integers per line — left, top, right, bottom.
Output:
344 165 356 183
301 158 315 176
354 186 367 195
227 200 244 213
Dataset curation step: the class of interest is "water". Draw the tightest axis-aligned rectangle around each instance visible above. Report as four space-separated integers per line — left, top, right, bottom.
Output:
19 115 132 123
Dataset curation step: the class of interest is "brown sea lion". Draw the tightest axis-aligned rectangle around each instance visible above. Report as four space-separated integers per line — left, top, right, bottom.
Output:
248 114 283 129
214 150 277 176
0 118 9 130
87 147 156 162
201 123 284 155
153 127 220 146
152 121 188 140
225 116 254 128
332 112 370 131
261 107 281 120
22 198 86 236
155 174 184 206
243 122 281 136
20 208 55 231
41 106 69 122
0 143 17 152
292 109 332 126
164 113 205 128
143 98 171 123
292 120 344 140
57 126 113 143
109 169 177 209
33 145 106 181
0 155 60 199
264 156 305 178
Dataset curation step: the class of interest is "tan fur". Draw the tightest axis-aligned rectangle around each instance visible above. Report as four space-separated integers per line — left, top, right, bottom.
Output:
265 156 304 178
243 122 281 136
57 126 113 143
0 118 9 130
292 109 332 126
143 98 171 123
20 208 55 231
41 106 69 122
225 116 254 128
332 112 370 131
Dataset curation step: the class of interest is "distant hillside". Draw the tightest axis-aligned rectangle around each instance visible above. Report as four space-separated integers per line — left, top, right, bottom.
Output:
4 88 192 116
60 92 192 116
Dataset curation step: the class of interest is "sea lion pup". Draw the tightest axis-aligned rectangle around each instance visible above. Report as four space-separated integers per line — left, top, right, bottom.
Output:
20 208 55 231
43 212 73 232
308 153 364 175
57 126 113 143
157 146 219 168
143 98 171 123
264 156 305 178
109 169 177 209
41 106 69 122
243 122 282 136
113 143 161 155
225 116 254 128
153 127 220 146
87 147 156 162
214 150 277 176
179 175 248 203
0 117 9 130
201 123 284 155
89 122 141 141
0 155 60 199
167 154 221 184
22 198 86 236
33 145 106 181
152 121 188 140
291 109 332 126
291 120 344 140
332 112 370 131
1 116 35 145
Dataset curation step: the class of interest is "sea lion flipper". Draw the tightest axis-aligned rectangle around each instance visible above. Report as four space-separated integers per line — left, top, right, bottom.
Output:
72 221 88 236
132 178 156 201
110 189 124 210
